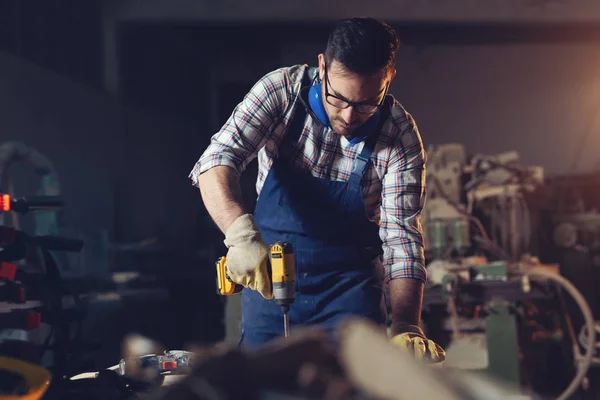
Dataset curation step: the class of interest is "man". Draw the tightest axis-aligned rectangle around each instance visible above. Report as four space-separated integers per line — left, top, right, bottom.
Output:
189 17 443 361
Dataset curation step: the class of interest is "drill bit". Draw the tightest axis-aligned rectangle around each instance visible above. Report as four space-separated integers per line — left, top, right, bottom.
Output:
282 304 290 338
283 312 290 337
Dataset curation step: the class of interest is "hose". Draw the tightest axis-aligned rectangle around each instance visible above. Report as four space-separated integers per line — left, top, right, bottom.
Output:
520 267 595 400
578 322 600 365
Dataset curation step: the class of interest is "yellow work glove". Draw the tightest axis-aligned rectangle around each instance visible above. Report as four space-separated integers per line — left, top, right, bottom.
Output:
390 324 445 363
223 214 273 299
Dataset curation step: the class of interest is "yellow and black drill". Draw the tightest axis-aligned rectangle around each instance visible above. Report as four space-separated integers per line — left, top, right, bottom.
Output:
216 241 296 337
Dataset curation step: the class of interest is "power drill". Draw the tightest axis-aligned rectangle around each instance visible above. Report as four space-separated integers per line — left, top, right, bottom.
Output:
216 241 295 337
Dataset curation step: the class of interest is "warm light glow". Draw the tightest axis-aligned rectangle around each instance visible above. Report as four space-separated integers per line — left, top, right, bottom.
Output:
0 194 10 211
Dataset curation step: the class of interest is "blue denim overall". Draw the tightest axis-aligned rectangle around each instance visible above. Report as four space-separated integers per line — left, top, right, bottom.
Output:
239 83 391 349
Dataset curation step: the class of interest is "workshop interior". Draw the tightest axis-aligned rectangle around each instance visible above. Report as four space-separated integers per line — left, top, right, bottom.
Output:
3 1 600 399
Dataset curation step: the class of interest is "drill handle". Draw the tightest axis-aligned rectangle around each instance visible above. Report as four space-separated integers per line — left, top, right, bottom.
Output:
215 256 243 296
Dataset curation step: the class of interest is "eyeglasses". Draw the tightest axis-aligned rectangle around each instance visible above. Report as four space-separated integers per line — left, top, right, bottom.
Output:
323 68 389 115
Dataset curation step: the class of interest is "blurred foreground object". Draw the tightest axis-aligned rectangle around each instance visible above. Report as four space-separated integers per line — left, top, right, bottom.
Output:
119 333 167 383
145 319 531 400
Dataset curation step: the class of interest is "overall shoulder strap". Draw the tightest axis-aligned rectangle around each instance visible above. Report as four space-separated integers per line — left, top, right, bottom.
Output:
277 66 314 160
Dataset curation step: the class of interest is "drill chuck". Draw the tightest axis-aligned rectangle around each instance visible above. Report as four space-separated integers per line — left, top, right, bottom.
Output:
273 281 295 306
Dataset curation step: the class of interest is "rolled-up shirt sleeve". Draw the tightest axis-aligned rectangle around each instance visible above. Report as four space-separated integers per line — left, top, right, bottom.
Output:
379 116 428 284
189 68 290 187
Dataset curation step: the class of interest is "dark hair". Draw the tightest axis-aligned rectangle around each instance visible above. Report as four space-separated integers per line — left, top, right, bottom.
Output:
324 17 400 77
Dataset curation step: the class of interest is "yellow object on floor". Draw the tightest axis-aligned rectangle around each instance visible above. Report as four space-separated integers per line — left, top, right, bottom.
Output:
0 357 51 400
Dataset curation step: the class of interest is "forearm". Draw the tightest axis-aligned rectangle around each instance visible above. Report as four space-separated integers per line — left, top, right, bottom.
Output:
387 278 424 335
197 165 246 234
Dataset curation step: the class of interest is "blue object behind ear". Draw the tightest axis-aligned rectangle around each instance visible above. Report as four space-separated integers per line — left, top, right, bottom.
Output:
307 82 382 146
308 83 330 127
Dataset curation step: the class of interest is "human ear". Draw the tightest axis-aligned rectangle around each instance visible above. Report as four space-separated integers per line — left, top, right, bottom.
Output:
318 54 326 80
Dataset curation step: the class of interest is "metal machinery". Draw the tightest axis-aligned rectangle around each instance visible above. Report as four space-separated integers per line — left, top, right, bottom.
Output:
0 142 87 369
0 142 225 399
548 171 600 391
0 193 86 399
420 144 597 399
0 142 91 399
0 142 67 272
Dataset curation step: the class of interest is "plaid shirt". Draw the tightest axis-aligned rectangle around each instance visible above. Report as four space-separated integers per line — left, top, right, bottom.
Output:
189 64 427 283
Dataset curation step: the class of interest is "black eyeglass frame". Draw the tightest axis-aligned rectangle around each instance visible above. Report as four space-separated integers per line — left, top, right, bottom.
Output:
322 67 390 115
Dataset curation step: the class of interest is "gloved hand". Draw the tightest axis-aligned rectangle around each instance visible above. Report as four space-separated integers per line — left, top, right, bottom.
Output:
223 214 273 299
390 324 445 363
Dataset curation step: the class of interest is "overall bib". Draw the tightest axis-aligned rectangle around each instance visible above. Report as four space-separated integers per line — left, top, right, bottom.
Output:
240 79 391 348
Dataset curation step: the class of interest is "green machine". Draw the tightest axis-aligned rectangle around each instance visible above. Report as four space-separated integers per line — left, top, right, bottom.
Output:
428 218 471 259
439 262 531 387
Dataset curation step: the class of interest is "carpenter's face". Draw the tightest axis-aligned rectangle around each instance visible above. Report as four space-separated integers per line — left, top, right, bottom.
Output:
318 54 394 137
